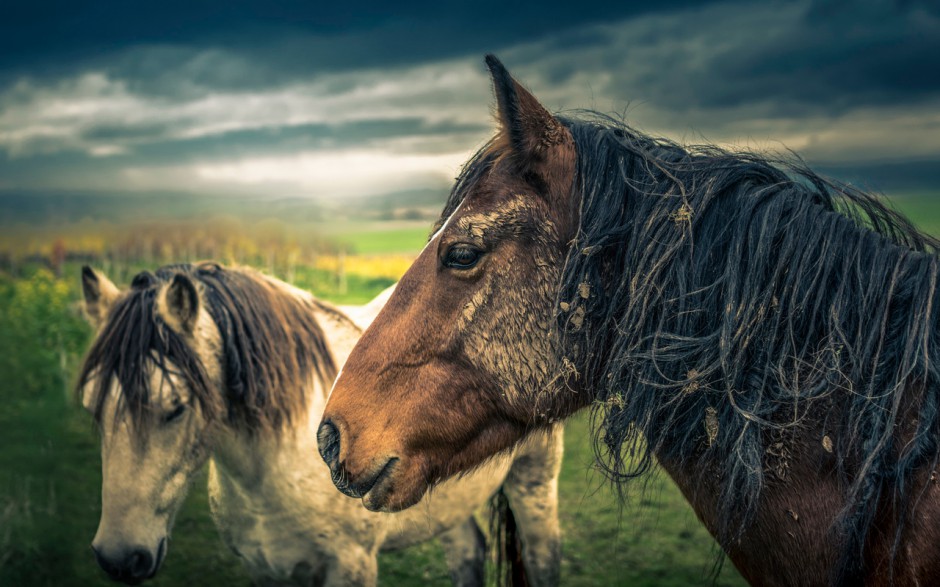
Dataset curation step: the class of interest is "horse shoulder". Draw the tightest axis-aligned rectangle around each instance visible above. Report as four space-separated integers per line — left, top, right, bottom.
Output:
660 429 844 586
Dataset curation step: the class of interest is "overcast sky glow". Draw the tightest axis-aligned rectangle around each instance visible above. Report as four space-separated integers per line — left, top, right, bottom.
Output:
2 0 938 199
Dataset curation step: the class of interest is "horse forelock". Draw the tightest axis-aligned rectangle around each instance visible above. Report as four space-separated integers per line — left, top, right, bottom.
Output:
542 111 940 576
77 266 219 441
77 263 337 439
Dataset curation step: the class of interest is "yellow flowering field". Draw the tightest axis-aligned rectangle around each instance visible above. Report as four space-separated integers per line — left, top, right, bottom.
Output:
314 253 418 280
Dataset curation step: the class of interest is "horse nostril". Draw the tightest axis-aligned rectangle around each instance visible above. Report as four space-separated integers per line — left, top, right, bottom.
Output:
126 547 154 580
93 544 155 582
317 419 341 467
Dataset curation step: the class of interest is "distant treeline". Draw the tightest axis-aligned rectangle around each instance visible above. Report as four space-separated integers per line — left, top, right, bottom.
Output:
0 188 441 287
0 191 328 226
0 187 447 226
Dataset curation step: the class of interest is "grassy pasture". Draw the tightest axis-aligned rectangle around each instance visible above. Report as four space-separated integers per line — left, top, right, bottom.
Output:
2 191 938 586
0 264 744 587
326 224 431 255
888 191 940 237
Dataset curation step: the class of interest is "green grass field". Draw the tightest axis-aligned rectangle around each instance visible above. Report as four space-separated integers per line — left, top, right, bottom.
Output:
1 191 938 586
336 227 430 255
0 400 744 587
0 264 744 586
313 220 431 254
887 192 940 237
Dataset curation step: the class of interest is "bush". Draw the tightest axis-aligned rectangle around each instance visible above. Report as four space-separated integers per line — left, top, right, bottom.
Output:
0 270 90 402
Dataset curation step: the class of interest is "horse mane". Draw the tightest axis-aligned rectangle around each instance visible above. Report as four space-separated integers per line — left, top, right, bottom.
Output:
443 111 940 580
77 262 337 439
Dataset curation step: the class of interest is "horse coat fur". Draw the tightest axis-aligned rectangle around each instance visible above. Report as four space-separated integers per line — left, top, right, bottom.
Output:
320 55 940 586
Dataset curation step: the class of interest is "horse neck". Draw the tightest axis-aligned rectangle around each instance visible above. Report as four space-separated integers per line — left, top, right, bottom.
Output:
203 370 357 566
208 375 327 492
209 298 360 489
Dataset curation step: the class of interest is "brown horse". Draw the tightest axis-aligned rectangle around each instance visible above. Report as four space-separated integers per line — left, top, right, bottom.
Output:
320 55 940 585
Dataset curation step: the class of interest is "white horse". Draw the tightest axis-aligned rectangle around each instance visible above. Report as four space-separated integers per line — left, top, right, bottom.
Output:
77 262 563 586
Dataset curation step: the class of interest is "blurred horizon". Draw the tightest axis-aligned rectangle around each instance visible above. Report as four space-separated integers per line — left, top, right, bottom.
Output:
2 0 939 218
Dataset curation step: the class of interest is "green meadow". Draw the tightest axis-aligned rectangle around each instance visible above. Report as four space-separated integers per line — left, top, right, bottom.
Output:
317 221 431 255
1 192 937 586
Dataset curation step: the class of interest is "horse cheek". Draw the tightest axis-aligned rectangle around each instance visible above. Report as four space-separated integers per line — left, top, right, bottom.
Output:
460 247 563 425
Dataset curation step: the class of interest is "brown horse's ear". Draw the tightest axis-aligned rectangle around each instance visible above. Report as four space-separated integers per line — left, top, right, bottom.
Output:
485 54 574 195
81 265 120 327
157 273 200 335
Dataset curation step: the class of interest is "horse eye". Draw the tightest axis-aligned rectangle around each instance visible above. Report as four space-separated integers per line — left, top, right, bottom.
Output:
164 404 186 424
444 245 483 270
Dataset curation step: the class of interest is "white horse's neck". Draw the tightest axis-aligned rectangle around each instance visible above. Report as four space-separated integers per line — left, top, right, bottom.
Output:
205 293 385 580
208 375 326 488
197 283 550 584
209 291 366 485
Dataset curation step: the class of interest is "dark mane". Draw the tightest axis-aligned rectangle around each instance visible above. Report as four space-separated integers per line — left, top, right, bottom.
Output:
77 262 336 438
443 112 940 580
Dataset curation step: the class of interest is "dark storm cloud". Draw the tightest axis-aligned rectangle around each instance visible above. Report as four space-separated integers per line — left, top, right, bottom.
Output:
2 0 938 196
121 119 490 162
587 0 940 118
6 0 934 121
701 0 940 113
818 158 940 192
4 117 486 175
79 122 176 142
1 0 725 86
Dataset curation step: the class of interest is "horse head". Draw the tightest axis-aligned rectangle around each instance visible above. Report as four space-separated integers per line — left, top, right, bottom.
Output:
79 266 222 584
320 56 583 512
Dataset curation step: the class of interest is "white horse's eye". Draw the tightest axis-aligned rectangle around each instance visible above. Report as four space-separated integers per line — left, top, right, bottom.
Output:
163 404 186 424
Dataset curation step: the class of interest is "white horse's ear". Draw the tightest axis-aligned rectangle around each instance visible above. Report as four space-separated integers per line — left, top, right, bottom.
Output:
158 273 200 335
81 266 120 327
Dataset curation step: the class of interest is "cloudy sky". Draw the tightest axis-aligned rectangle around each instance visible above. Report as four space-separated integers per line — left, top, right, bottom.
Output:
2 0 938 200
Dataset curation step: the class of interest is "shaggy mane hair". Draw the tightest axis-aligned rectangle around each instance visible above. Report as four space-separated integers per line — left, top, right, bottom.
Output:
77 262 337 438
442 111 940 582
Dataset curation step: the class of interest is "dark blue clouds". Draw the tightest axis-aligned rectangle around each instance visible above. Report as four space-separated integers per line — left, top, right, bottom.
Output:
702 0 940 112
577 0 940 117
2 0 719 82
1 0 938 197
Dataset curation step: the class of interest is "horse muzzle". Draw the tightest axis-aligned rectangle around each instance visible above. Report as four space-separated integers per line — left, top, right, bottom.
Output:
92 537 166 584
317 419 401 510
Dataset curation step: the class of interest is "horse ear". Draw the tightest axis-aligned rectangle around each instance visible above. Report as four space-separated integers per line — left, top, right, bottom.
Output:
158 273 200 335
81 266 120 327
485 54 575 197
